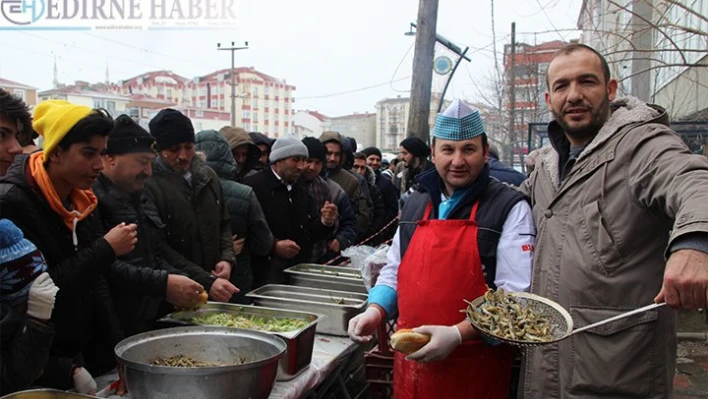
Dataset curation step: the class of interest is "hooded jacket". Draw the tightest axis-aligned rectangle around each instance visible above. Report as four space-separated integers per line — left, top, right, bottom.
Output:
320 131 371 235
145 155 235 292
0 154 121 389
519 97 708 399
220 127 261 181
195 130 274 301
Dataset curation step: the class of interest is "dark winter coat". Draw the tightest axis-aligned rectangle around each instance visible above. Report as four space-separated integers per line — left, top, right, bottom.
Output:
243 168 334 284
488 157 526 186
0 305 54 395
195 130 274 302
145 156 235 291
374 168 399 225
0 154 122 389
93 174 179 336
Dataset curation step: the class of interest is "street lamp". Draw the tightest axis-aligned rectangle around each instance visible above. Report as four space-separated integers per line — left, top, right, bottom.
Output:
217 41 249 126
405 22 471 112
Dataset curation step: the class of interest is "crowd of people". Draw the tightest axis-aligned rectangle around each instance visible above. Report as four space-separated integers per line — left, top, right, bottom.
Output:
1 42 708 399
0 84 408 394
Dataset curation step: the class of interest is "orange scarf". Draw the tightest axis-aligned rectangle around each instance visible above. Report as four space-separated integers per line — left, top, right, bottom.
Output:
29 152 98 243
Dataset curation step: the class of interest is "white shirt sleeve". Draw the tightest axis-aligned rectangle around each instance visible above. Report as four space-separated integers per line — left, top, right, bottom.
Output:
494 201 536 292
373 228 402 292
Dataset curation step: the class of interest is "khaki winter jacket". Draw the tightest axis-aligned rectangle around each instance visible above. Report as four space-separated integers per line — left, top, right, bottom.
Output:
519 97 708 399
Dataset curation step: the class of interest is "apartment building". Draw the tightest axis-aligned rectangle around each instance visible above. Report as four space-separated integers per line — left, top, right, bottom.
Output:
320 112 377 149
0 78 39 107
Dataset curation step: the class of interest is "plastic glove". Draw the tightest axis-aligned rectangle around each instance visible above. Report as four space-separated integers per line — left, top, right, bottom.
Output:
406 325 462 363
347 307 382 343
27 272 59 321
73 367 97 395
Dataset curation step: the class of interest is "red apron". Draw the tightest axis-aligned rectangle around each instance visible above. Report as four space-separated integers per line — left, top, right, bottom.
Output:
394 201 514 399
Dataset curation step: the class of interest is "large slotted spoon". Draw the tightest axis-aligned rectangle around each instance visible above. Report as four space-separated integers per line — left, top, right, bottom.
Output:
466 292 666 347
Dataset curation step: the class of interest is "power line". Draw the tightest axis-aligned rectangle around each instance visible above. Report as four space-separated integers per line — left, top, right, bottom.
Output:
533 0 567 41
297 77 412 100
82 32 222 71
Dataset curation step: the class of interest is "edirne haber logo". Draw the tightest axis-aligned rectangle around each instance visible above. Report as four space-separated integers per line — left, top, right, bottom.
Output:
0 0 239 30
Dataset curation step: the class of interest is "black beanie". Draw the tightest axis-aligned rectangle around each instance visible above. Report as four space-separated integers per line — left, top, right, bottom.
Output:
400 136 430 158
149 109 195 151
302 137 326 163
361 147 382 159
107 115 155 155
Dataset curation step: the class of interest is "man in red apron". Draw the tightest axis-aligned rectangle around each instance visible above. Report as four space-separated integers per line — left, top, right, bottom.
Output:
348 99 536 399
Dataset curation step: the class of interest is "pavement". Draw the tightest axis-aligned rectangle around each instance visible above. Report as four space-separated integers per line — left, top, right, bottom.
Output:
675 306 708 399
675 339 708 399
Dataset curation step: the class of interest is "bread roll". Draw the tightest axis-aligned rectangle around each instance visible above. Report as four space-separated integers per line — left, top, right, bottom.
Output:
390 328 431 354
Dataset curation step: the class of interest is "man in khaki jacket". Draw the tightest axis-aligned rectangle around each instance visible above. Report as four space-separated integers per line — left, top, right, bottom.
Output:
519 43 708 399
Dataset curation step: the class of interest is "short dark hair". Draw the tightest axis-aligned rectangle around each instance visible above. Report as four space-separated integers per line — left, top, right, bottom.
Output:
546 43 611 89
0 88 32 144
56 108 114 151
353 152 367 161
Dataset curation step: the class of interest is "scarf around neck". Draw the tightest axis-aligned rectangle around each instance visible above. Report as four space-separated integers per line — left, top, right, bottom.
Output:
29 152 98 247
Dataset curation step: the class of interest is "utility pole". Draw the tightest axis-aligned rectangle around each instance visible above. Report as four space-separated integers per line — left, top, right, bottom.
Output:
406 0 439 144
217 41 249 126
507 22 516 166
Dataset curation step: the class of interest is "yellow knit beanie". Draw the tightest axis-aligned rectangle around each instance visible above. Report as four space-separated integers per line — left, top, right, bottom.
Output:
33 100 93 155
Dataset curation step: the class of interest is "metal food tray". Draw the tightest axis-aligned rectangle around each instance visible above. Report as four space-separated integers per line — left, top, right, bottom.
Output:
246 284 368 336
158 303 326 381
1 390 98 399
285 263 367 294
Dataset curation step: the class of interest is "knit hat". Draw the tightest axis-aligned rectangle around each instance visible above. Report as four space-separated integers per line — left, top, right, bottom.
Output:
361 147 382 159
269 135 309 163
302 137 326 163
32 100 93 155
433 99 485 141
0 219 47 305
107 115 155 155
149 109 195 151
400 136 431 158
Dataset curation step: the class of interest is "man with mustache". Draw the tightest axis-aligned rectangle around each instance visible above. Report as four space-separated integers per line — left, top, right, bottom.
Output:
145 109 239 303
93 115 206 336
519 43 708 399
348 99 535 399
243 135 338 285
0 88 29 176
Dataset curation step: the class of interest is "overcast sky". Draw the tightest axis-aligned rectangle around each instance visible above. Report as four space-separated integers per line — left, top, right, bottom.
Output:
0 0 583 116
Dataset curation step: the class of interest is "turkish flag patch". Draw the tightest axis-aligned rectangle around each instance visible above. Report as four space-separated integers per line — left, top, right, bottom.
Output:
522 244 534 252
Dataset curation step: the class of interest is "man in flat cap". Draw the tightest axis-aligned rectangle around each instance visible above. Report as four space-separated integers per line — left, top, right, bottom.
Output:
348 99 536 399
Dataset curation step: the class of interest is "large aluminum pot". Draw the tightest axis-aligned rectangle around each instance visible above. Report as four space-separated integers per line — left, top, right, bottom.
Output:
0 389 97 398
114 326 286 399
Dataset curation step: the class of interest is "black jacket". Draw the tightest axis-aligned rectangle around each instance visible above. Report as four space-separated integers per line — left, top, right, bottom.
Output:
399 166 526 288
0 154 122 389
93 174 179 336
488 157 526 186
0 305 54 395
243 168 334 284
145 157 235 292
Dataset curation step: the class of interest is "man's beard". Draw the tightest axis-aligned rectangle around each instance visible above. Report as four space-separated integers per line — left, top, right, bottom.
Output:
552 96 611 143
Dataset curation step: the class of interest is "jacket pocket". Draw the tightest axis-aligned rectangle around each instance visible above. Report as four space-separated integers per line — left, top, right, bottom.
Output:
579 201 625 272
569 306 659 398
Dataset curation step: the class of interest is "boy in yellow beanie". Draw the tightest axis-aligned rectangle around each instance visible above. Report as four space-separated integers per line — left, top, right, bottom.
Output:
0 100 138 393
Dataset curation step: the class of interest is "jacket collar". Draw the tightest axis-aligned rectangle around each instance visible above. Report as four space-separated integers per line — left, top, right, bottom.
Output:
544 96 667 188
416 164 491 219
